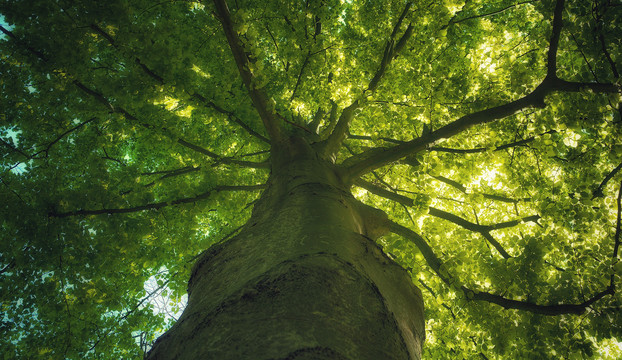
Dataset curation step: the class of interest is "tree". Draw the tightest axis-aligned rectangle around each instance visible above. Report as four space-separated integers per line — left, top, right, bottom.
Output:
1 0 621 358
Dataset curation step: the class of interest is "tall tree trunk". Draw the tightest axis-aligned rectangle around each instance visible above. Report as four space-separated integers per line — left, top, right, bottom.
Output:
146 138 425 359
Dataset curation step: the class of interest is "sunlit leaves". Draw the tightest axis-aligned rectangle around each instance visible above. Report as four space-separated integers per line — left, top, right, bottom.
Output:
2 0 622 358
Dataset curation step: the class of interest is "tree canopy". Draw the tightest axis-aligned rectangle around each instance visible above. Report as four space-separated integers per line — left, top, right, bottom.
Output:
1 0 621 358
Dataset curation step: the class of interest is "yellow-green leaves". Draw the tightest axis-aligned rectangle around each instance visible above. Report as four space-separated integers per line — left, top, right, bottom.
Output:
2 0 621 358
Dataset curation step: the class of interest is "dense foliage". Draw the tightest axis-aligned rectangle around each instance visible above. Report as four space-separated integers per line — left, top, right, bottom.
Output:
1 0 621 358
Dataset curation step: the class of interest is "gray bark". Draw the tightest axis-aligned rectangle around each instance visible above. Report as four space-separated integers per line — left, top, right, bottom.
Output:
146 137 425 359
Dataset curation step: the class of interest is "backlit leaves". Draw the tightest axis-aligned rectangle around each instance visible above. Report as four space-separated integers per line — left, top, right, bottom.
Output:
1 0 622 359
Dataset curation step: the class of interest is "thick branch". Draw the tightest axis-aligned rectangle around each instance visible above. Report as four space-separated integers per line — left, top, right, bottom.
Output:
309 107 325 134
72 81 117 113
389 220 615 315
213 0 283 142
599 33 619 79
341 0 619 182
429 206 538 235
0 176 27 205
343 80 618 181
320 101 359 158
430 146 487 154
488 215 540 231
50 184 265 218
355 179 413 206
319 101 339 139
546 0 565 78
614 181 622 263
551 78 619 94
389 221 446 281
466 286 613 315
593 161 622 198
0 258 16 275
431 175 466 192
73 81 263 166
367 2 413 93
73 79 268 168
90 24 164 84
342 87 549 181
141 166 200 177
120 166 202 196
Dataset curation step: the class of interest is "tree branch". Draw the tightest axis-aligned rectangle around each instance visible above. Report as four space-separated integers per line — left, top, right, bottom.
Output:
73 80 265 167
356 179 537 258
599 33 619 79
212 0 283 142
355 179 413 206
367 2 413 93
545 0 565 78
76 81 266 167
389 220 615 315
340 0 619 182
72 80 117 113
0 24 47 61
348 133 405 145
0 176 27 205
448 1 536 26
428 207 514 259
88 23 269 144
121 166 201 196
341 87 550 181
141 166 200 176
140 166 202 189
431 175 467 192
290 50 312 101
318 2 413 159
49 184 265 218
430 130 556 154
90 24 164 84
466 286 613 315
389 221 446 281
319 101 339 139
32 117 99 158
593 161 622 198
0 138 31 160
430 174 529 204
176 139 269 168
550 78 619 94
309 107 325 134
319 100 359 159
190 93 269 144
613 180 622 266
487 215 540 231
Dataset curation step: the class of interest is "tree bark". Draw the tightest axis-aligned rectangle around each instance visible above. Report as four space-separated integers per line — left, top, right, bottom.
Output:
146 137 425 359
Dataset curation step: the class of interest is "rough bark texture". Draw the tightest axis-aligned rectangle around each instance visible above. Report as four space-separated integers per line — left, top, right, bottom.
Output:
146 137 425 359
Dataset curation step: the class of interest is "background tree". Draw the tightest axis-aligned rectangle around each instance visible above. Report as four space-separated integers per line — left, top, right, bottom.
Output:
1 0 621 358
